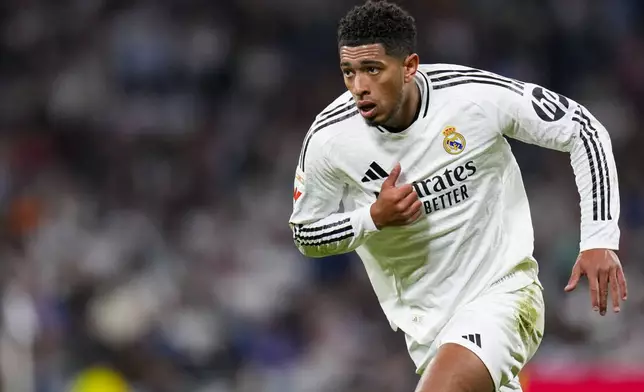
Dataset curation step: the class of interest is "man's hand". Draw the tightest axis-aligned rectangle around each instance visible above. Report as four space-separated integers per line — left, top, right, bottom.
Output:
370 163 422 229
564 249 628 315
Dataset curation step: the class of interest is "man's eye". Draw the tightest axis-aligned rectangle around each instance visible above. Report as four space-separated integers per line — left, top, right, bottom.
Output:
367 67 379 75
343 69 354 77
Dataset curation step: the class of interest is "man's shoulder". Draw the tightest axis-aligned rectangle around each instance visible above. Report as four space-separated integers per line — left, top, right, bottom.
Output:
316 90 354 118
298 91 362 169
419 63 481 74
307 91 362 144
419 63 528 101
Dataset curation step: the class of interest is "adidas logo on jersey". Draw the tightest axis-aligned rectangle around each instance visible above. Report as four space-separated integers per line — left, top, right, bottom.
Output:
462 333 482 348
361 162 389 183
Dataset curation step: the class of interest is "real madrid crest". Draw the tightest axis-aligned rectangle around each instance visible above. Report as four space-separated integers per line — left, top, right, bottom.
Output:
442 126 466 155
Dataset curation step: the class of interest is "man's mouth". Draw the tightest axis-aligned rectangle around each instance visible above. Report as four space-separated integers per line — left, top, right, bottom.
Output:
357 101 377 118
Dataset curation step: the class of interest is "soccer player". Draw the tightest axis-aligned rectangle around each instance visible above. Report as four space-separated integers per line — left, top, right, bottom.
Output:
288 1 628 391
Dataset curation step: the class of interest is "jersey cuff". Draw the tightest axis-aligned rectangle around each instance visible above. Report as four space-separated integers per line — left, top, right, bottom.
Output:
579 222 620 252
579 239 620 252
357 204 379 233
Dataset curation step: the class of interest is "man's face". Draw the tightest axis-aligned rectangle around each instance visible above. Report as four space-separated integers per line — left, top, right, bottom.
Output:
339 44 414 127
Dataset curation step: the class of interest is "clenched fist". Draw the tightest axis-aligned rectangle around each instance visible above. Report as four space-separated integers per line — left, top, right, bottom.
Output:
370 163 422 229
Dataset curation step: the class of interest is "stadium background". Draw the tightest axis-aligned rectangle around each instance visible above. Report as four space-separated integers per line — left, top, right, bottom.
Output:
0 0 642 391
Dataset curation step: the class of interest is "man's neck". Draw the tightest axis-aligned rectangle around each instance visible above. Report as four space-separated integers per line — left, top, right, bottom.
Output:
383 81 421 133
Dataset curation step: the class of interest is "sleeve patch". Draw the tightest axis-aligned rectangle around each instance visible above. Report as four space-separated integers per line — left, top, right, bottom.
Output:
293 167 306 202
530 86 570 122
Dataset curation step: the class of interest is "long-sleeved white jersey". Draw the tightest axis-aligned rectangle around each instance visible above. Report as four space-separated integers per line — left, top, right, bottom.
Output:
288 63 620 347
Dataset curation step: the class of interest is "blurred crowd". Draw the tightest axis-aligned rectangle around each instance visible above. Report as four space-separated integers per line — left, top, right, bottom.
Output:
0 0 643 391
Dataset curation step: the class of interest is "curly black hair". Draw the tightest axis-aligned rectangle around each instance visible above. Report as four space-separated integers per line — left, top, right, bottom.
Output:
337 1 417 59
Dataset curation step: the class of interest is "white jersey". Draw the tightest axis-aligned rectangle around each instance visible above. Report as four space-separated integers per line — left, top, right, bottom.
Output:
288 63 620 347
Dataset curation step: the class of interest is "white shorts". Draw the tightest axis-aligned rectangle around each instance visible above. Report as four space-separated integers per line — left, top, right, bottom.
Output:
407 281 545 392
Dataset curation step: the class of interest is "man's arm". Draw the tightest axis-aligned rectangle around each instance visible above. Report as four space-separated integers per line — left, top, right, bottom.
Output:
486 81 627 314
289 134 379 258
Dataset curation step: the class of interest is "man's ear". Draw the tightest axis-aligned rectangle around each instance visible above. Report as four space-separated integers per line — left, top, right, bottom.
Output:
403 53 419 83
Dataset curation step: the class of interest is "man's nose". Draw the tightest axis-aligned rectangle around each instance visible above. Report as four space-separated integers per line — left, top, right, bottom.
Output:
352 74 370 97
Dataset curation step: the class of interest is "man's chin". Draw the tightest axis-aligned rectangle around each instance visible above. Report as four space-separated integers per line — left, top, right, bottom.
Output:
362 114 384 127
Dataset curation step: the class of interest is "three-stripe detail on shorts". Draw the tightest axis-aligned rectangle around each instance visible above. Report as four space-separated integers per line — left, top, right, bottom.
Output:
462 333 482 348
